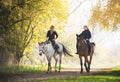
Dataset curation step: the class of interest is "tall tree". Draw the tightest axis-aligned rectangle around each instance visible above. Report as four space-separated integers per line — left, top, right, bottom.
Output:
0 0 68 65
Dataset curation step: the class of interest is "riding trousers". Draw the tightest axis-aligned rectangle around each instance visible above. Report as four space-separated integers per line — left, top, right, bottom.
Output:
86 39 91 54
49 40 59 50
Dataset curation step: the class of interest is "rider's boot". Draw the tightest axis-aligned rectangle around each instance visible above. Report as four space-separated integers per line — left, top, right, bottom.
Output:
75 52 78 54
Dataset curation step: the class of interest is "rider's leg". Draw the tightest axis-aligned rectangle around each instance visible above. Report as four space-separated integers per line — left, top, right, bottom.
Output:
86 40 91 54
51 40 59 53
51 40 55 48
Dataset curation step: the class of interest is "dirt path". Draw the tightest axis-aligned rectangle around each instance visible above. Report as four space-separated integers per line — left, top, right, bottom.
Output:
0 68 112 82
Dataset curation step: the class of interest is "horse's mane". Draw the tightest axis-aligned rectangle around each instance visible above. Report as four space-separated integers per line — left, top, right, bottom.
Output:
77 34 83 39
44 40 51 44
79 34 83 37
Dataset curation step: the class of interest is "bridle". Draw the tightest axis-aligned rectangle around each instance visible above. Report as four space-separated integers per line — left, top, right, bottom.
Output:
39 43 46 55
77 36 86 46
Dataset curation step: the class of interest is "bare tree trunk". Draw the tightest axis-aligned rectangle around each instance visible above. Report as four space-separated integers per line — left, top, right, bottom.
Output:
14 52 23 65
0 46 15 66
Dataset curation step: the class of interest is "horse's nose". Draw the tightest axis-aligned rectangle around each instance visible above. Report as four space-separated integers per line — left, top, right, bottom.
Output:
39 53 42 56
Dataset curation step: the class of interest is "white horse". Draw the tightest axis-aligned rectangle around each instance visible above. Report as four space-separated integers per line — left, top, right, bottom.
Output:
38 41 72 73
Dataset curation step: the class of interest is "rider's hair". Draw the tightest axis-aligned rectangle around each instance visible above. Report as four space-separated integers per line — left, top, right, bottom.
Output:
84 25 88 29
50 25 54 28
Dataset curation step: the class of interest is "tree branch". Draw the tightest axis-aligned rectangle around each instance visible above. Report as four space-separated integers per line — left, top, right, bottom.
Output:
9 17 30 27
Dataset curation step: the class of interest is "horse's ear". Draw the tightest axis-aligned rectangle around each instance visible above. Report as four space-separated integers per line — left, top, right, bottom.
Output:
76 34 79 37
38 42 43 45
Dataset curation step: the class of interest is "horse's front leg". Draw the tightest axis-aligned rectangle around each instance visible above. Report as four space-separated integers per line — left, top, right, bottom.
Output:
58 55 62 73
47 57 52 73
84 56 89 73
79 55 83 73
53 55 58 72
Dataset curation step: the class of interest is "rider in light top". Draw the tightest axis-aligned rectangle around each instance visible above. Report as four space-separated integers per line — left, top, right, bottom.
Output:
46 25 59 52
76 25 91 54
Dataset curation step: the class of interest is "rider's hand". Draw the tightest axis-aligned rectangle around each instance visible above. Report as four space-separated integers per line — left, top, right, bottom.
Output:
46 38 48 41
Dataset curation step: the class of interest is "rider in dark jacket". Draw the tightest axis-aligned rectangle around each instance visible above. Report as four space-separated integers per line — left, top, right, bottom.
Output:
76 25 91 54
81 29 91 40
47 25 59 51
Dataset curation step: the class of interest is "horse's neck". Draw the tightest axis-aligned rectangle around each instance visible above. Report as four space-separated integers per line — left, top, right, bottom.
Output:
43 43 55 54
80 40 87 47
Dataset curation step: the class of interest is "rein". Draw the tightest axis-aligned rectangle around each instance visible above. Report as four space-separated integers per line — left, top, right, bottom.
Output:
78 39 86 46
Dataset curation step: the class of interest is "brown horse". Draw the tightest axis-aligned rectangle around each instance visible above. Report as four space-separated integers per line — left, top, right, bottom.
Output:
76 34 95 73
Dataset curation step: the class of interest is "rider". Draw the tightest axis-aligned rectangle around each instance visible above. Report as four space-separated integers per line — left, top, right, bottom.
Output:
76 25 91 54
46 25 59 52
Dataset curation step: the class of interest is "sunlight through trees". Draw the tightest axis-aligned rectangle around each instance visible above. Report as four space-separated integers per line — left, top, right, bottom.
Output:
0 0 68 65
89 0 120 29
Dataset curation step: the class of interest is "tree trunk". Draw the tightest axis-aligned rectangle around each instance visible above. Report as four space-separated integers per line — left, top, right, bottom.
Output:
0 46 15 66
14 52 23 65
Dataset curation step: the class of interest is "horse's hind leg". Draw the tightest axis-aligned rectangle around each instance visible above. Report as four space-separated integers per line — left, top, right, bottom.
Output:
88 46 94 70
58 55 62 73
88 55 92 70
53 55 58 72
79 55 83 73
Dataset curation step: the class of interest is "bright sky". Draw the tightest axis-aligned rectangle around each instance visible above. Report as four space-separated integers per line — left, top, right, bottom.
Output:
68 0 97 33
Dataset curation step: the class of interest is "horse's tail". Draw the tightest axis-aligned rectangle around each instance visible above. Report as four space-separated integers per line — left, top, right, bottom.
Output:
62 44 73 57
91 42 95 54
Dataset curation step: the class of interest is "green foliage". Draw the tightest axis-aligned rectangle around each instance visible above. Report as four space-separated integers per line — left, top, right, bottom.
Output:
0 0 68 64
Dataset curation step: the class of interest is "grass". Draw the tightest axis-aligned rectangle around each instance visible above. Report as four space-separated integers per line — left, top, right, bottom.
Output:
43 76 120 82
43 67 120 82
0 64 63 74
0 64 64 74
112 66 120 71
0 65 46 74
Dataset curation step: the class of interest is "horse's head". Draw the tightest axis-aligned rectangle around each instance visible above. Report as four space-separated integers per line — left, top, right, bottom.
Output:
38 42 45 56
76 34 84 46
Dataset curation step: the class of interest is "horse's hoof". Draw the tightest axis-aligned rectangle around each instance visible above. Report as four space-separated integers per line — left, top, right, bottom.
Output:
80 71 83 74
58 71 60 73
88 68 90 70
46 72 49 74
80 69 83 74
87 70 90 73
55 70 57 73
88 67 90 70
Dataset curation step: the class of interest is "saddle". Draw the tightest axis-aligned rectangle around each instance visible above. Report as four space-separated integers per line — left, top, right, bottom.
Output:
54 43 59 50
86 41 95 55
84 39 91 55
46 40 59 53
